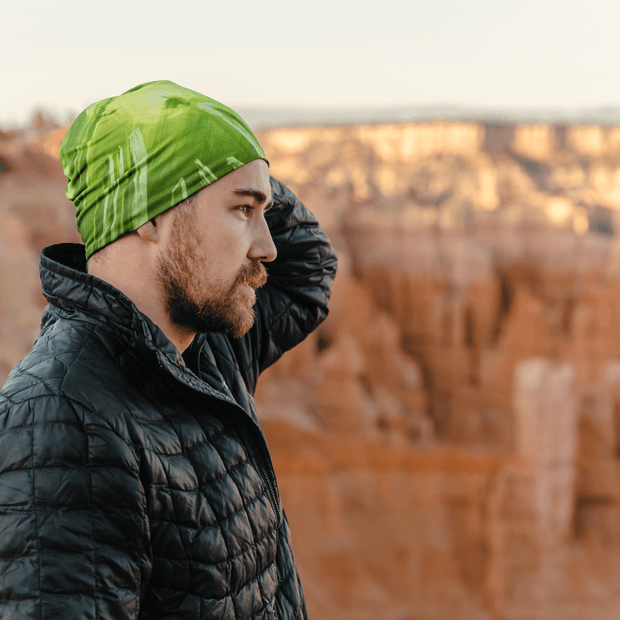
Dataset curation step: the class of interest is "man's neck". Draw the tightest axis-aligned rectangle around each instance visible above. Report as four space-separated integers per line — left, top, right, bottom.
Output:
88 260 195 354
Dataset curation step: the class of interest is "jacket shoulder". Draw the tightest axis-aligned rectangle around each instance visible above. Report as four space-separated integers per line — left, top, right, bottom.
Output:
1 317 99 405
1 316 139 428
0 319 140 475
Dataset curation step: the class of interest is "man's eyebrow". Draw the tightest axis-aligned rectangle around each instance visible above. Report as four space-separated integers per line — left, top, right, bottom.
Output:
233 189 268 204
232 189 273 212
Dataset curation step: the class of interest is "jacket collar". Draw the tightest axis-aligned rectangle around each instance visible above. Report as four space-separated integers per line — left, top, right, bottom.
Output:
40 243 253 415
40 242 188 371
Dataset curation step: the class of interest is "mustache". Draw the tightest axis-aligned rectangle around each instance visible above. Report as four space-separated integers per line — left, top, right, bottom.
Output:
236 260 268 290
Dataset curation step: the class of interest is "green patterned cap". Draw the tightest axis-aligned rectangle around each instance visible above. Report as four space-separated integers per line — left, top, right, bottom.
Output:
60 80 267 259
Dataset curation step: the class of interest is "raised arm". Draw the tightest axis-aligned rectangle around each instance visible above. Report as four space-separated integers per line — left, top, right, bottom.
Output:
231 177 337 391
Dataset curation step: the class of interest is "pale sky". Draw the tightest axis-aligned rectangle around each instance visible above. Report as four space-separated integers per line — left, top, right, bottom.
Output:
2 0 619 127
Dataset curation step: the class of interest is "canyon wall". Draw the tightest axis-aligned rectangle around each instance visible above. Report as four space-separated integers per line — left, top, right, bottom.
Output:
4 121 620 618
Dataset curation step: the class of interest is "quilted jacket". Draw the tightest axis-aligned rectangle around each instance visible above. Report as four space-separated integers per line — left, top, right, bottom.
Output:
0 177 337 620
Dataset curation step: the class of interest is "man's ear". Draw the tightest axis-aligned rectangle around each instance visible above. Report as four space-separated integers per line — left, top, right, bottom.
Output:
136 218 159 242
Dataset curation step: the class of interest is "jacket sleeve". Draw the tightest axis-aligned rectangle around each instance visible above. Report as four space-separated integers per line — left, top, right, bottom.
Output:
0 394 151 620
231 176 337 391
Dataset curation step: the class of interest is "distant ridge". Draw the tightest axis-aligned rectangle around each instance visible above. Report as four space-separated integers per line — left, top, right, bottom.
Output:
235 104 620 130
4 104 620 134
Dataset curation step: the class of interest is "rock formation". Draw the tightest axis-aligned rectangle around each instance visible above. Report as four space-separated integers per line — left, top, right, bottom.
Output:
4 119 620 618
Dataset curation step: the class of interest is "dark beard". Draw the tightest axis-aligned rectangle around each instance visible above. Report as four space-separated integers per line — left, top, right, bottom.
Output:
158 256 267 338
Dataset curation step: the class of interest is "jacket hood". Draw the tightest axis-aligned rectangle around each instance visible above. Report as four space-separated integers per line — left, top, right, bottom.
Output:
40 242 188 371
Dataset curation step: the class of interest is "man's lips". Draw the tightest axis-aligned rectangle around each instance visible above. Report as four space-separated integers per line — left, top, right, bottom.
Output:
239 260 268 290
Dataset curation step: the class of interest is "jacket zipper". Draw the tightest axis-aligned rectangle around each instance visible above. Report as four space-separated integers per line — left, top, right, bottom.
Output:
159 350 280 518
195 343 281 523
238 417 280 518
159 351 282 605
237 415 281 603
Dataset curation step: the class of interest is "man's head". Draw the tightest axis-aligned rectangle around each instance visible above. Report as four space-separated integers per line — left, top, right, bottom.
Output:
60 80 267 260
61 81 276 343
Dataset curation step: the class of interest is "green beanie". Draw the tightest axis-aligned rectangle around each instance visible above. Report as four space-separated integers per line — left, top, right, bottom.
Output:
60 80 267 259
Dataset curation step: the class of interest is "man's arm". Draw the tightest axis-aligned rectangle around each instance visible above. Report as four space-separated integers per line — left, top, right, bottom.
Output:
0 395 151 620
231 177 337 392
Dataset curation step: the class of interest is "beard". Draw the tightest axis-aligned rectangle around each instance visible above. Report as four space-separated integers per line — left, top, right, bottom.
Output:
156 212 268 339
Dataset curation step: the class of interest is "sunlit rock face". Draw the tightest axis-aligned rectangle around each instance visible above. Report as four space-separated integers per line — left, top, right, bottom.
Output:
5 120 620 619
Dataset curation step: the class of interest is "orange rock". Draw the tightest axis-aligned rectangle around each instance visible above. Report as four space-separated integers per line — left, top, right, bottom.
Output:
7 119 620 618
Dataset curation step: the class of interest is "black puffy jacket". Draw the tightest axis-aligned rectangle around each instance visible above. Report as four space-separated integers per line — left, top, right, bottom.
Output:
0 177 337 620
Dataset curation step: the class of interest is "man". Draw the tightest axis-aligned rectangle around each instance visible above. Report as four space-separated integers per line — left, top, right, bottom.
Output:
0 81 337 619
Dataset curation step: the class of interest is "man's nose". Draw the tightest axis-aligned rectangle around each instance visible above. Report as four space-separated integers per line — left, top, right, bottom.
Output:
249 216 277 263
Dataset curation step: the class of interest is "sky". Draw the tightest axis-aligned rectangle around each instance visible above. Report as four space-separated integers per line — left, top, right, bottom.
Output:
2 0 620 127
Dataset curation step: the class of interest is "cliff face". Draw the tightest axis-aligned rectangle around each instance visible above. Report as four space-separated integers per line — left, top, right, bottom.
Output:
256 122 620 619
0 134 80 378
4 121 620 619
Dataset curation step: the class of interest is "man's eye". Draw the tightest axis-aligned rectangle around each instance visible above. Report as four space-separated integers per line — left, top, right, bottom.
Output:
237 205 253 216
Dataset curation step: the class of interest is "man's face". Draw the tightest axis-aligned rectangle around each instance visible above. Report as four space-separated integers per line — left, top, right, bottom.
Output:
156 160 275 338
